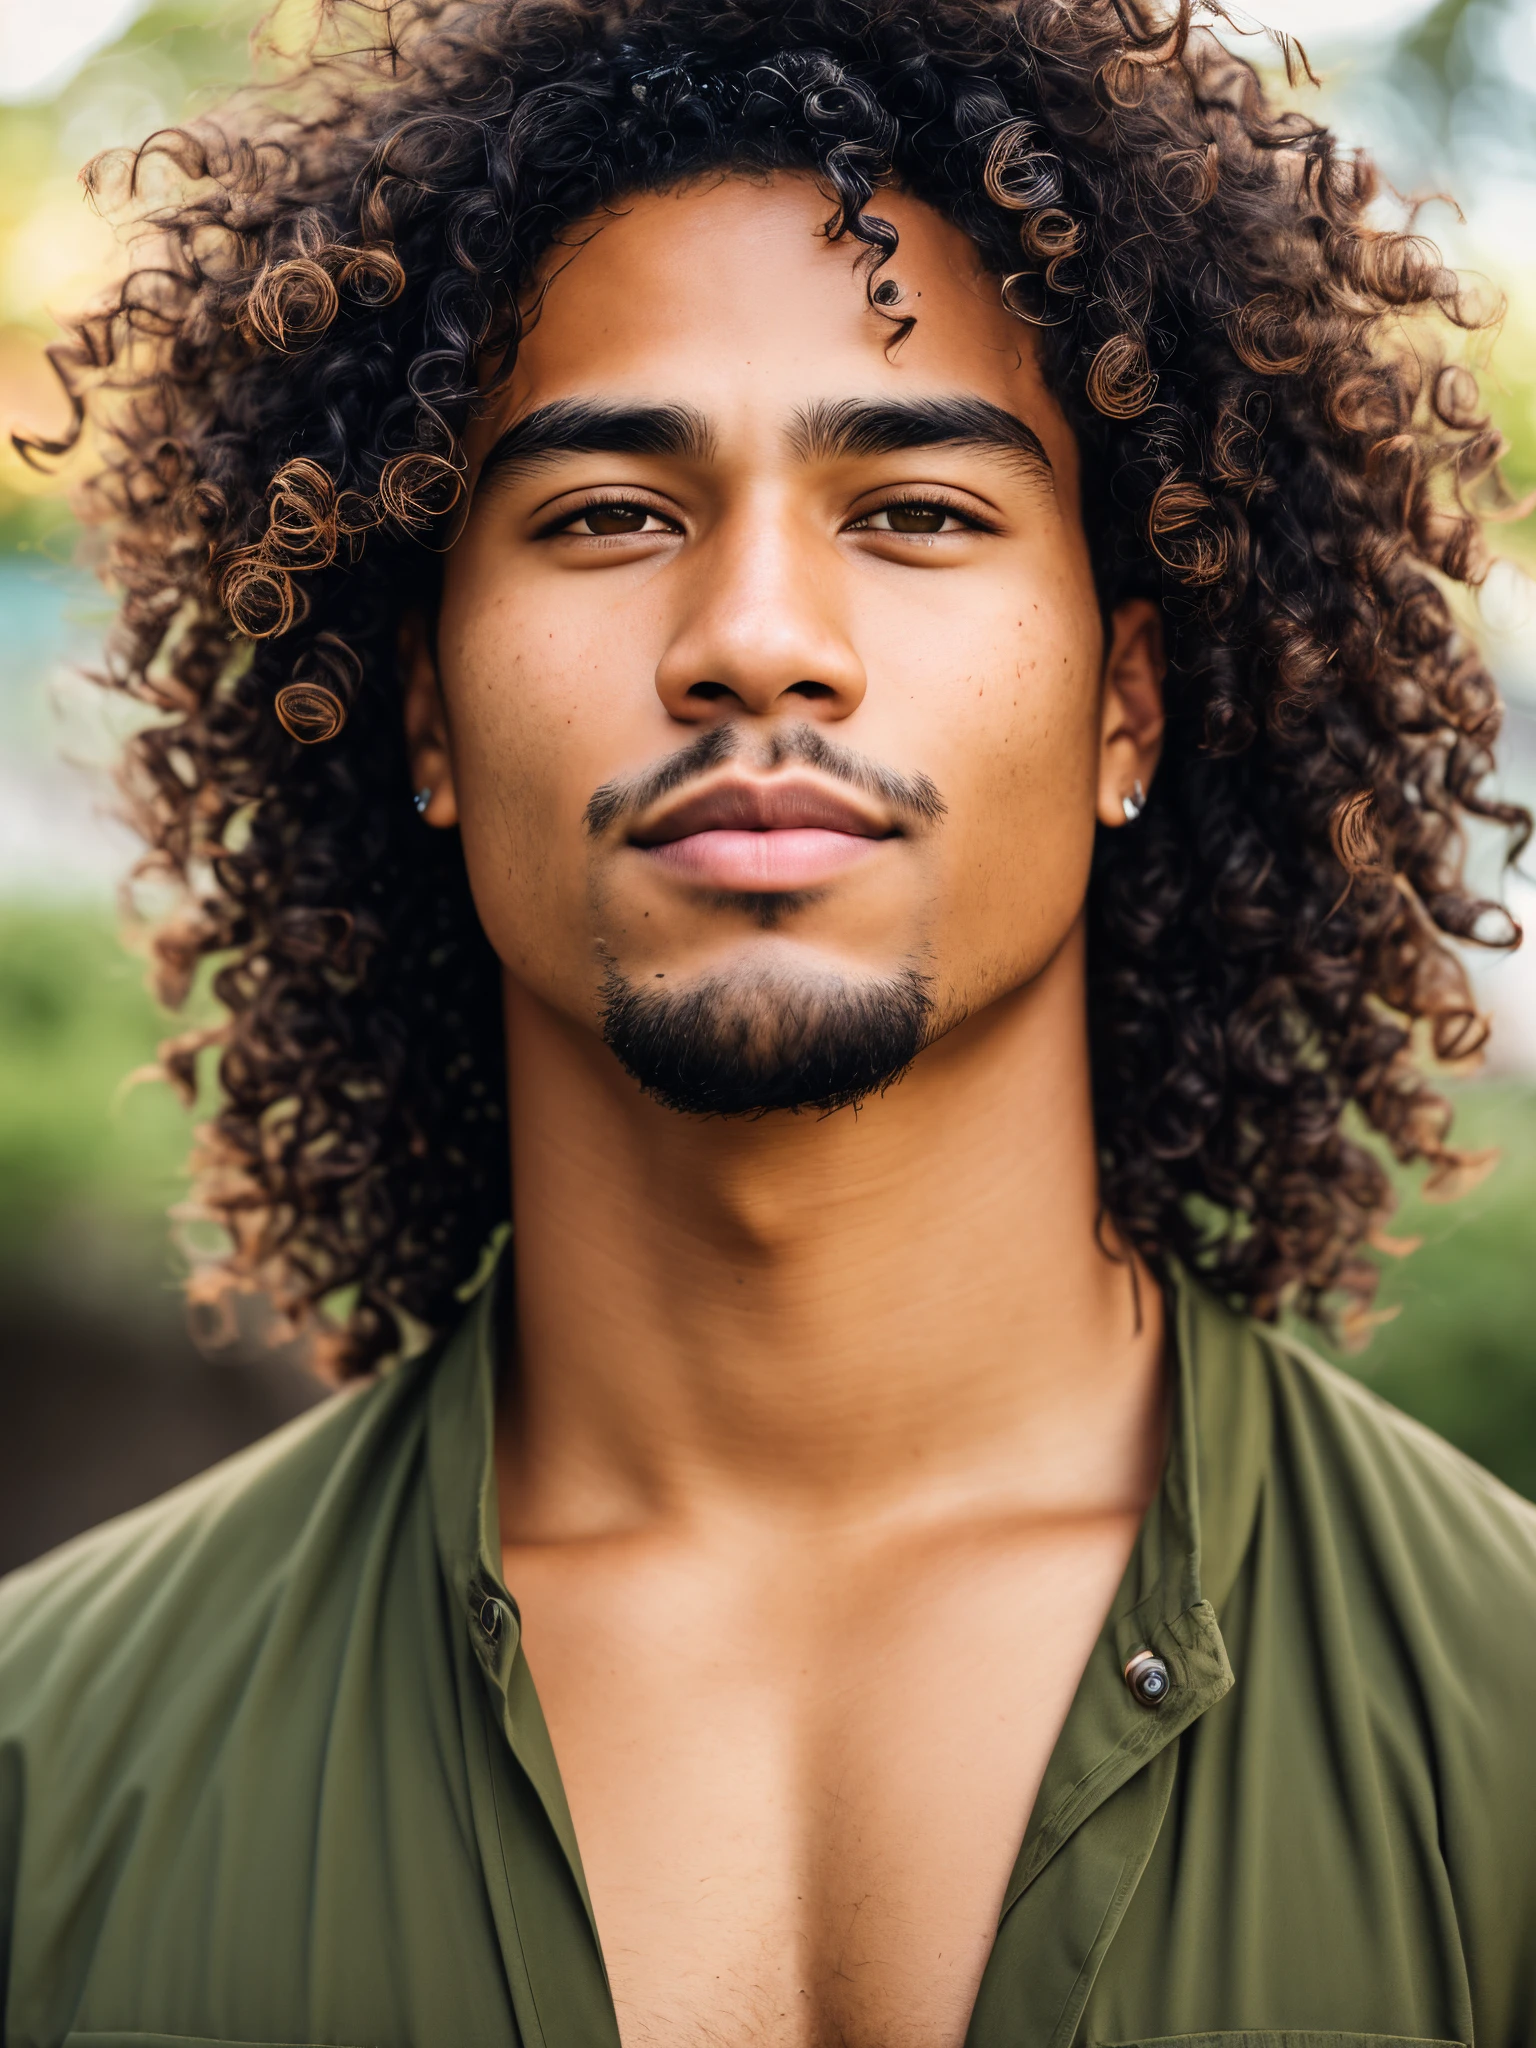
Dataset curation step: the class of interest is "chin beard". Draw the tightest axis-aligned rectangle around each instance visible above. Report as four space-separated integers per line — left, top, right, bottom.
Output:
600 959 935 1116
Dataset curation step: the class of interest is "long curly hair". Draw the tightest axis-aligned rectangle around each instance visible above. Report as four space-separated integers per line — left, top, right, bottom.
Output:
23 0 1529 1372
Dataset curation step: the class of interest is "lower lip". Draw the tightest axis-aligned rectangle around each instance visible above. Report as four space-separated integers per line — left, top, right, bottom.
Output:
640 828 884 889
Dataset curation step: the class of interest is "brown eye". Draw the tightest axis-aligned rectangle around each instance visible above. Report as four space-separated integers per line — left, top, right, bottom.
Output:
580 503 650 534
885 503 948 534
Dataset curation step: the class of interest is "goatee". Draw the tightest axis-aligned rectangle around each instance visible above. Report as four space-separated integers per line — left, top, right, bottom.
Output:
601 960 934 1116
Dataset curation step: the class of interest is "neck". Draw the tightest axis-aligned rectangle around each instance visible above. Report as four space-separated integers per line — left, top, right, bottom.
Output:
497 926 1165 1541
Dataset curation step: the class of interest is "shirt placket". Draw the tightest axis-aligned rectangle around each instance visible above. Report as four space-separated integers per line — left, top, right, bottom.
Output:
965 1277 1239 2048
429 1278 622 2048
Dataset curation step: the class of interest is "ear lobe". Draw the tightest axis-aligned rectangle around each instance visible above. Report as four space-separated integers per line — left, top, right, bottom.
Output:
1096 598 1166 830
400 611 460 828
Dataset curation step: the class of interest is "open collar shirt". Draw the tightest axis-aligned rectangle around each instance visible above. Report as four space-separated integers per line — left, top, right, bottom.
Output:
2 1264 1534 2048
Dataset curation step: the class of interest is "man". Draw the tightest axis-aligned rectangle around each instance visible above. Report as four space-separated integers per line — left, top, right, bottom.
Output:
2 0 1533 2042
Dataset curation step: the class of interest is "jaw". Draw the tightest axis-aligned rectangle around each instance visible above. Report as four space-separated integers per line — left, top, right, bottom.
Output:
498 918 1100 1282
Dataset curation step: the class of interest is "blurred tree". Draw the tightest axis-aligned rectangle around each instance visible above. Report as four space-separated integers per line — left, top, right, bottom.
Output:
1386 0 1536 169
0 0 268 546
1298 0 1536 500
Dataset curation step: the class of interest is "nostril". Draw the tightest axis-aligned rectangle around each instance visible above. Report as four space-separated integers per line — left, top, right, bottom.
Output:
787 681 834 699
686 681 731 701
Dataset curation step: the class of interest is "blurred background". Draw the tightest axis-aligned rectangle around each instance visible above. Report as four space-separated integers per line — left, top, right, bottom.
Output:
0 0 1533 1572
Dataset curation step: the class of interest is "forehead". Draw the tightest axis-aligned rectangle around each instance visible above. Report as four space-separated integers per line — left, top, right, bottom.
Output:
496 172 1071 464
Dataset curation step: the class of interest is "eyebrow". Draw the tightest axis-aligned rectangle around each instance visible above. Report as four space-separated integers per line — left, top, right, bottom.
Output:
476 399 714 493
791 395 1054 486
474 390 1054 496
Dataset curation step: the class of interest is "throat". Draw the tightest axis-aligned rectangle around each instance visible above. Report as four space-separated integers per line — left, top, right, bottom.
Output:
502 967 1161 1525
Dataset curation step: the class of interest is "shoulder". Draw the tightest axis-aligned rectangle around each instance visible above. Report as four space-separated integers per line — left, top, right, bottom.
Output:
1184 1274 1536 1588
0 1356 430 1750
1185 1277 1536 1726
1206 1295 1536 1797
1253 1312 1536 1587
1219 1306 1536 2024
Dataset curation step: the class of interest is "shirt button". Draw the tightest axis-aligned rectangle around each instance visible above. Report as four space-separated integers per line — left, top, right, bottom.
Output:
478 1596 505 1643
1123 1648 1171 1706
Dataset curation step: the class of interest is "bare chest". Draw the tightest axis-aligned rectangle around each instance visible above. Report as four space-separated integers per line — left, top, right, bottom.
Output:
505 1513 1139 2048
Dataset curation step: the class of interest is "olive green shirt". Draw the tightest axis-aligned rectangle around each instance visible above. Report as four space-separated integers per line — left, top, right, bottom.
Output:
2 1266 1535 2048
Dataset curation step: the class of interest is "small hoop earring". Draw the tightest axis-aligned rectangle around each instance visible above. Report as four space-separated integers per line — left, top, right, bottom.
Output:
1121 779 1146 824
413 787 432 816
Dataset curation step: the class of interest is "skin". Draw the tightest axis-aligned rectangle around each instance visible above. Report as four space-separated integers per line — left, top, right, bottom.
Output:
405 174 1168 2048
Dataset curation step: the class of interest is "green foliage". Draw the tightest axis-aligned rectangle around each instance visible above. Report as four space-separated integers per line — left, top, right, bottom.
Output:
1319 1084 1536 1500
1486 335 1536 509
0 903 193 1246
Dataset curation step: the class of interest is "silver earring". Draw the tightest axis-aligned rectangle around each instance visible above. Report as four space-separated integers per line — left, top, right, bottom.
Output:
1121 779 1146 824
413 787 432 816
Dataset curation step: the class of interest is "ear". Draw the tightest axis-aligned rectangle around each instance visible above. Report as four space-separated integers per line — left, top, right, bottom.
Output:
400 611 460 828
1095 598 1166 829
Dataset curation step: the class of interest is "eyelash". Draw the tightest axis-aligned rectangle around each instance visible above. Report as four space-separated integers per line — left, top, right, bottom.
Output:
846 494 989 536
537 493 677 540
536 488 993 542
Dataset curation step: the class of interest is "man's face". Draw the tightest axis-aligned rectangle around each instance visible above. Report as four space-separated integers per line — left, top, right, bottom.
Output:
409 173 1161 1112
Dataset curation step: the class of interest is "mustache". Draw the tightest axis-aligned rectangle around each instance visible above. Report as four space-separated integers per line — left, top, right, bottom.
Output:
583 724 947 838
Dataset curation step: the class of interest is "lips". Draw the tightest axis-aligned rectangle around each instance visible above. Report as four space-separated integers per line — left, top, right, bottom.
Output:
629 775 894 891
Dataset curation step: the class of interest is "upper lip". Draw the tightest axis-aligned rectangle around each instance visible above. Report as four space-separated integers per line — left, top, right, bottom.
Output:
629 773 896 847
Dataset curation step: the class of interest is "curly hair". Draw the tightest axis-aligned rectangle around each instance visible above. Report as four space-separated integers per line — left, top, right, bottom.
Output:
22 0 1530 1372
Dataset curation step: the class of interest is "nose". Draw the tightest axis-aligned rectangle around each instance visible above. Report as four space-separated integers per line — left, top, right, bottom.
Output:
653 502 867 725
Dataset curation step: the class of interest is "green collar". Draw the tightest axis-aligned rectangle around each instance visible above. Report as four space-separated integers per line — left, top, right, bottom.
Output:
1007 1268 1269 1909
426 1261 598 1939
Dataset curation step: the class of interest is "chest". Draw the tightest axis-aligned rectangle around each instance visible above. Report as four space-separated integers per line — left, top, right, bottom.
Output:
19 1517 1485 2048
503 1513 1142 2048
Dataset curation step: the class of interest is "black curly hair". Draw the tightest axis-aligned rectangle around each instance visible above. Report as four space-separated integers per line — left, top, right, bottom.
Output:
22 0 1529 1372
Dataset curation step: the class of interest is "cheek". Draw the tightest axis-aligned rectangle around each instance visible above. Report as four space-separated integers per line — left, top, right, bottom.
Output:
436 576 615 984
924 602 1103 992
